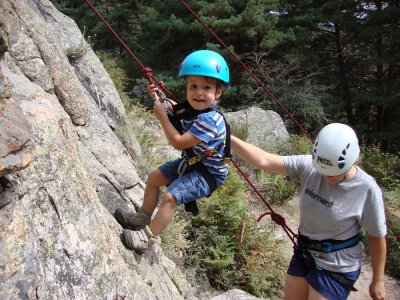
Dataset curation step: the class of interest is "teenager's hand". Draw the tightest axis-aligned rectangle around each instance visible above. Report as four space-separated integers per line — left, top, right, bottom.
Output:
369 280 385 300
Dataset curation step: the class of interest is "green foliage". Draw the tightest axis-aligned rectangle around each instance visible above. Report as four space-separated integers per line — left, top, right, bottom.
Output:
185 170 286 298
229 121 248 142
357 142 400 279
279 134 313 155
359 143 400 190
384 190 400 279
257 172 298 205
159 208 191 261
251 134 310 205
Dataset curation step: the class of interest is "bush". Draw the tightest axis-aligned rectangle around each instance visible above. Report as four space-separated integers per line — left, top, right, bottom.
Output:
384 190 400 279
358 143 400 279
257 172 298 205
278 134 312 155
185 170 286 298
359 143 400 190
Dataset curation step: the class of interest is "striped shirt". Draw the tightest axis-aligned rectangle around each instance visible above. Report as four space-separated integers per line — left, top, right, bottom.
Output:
182 110 228 182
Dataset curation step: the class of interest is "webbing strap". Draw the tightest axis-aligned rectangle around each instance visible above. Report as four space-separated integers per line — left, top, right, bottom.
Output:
298 234 360 253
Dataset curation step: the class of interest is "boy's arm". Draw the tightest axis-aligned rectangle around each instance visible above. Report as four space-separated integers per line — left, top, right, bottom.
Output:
153 102 201 150
368 234 386 300
231 135 288 176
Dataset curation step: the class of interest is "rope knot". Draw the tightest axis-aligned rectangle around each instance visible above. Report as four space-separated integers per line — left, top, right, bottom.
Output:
141 67 153 80
271 213 286 226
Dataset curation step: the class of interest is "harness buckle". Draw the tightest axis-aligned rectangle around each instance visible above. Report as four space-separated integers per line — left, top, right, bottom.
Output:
188 156 201 165
322 242 333 253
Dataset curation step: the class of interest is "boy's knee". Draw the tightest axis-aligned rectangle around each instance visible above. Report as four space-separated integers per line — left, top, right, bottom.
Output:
163 192 177 206
147 169 163 186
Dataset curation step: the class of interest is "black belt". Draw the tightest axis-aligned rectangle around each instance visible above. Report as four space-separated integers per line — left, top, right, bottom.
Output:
298 234 360 253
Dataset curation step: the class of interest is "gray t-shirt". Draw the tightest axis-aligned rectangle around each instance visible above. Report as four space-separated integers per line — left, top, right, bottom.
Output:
284 155 386 272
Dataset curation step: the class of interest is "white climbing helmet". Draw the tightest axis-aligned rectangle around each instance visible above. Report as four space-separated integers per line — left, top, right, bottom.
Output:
312 123 360 176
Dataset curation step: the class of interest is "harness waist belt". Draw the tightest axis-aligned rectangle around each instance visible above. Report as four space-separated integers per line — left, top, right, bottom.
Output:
298 234 360 253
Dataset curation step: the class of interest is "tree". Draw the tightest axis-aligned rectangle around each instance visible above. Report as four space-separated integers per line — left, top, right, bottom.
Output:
275 1 400 149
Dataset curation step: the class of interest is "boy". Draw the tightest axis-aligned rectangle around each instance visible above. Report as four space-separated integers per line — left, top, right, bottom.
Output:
115 50 230 253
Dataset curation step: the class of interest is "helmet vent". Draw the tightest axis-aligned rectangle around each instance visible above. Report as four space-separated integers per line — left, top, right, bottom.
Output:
342 149 346 155
338 156 345 169
346 143 350 149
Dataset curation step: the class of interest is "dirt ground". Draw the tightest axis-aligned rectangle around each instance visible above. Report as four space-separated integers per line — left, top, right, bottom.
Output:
253 195 400 300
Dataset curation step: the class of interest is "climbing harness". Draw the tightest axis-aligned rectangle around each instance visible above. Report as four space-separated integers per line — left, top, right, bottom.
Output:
297 234 360 254
167 100 231 216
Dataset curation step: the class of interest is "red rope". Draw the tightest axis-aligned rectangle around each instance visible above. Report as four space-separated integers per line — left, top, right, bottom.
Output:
230 159 298 247
177 0 313 142
83 0 179 103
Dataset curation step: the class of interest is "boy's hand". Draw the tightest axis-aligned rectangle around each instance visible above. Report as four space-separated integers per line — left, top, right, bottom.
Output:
148 83 163 103
148 82 171 120
153 99 168 119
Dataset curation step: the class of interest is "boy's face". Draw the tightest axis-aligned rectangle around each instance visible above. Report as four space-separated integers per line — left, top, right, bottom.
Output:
186 75 222 111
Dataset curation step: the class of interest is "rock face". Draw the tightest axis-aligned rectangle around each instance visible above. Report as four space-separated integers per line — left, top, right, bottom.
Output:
0 1 190 299
0 1 286 299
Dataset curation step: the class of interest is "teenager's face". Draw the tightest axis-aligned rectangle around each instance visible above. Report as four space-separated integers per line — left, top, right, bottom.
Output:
323 173 347 185
186 75 222 110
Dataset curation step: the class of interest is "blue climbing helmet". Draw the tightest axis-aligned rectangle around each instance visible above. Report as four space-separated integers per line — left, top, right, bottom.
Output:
178 50 229 84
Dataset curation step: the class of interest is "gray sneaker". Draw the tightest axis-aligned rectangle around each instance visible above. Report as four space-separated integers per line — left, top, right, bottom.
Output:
122 229 149 254
122 226 158 254
114 207 151 230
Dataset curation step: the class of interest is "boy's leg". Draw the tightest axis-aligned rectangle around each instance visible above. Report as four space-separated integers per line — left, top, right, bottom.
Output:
149 191 177 235
142 169 170 215
115 169 170 230
121 192 176 253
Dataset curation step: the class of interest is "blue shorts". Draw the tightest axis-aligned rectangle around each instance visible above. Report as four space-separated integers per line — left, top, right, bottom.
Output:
158 158 212 205
287 250 360 300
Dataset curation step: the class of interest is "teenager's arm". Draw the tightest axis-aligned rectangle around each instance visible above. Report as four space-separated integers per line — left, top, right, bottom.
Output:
231 135 288 176
368 234 386 300
153 102 201 150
